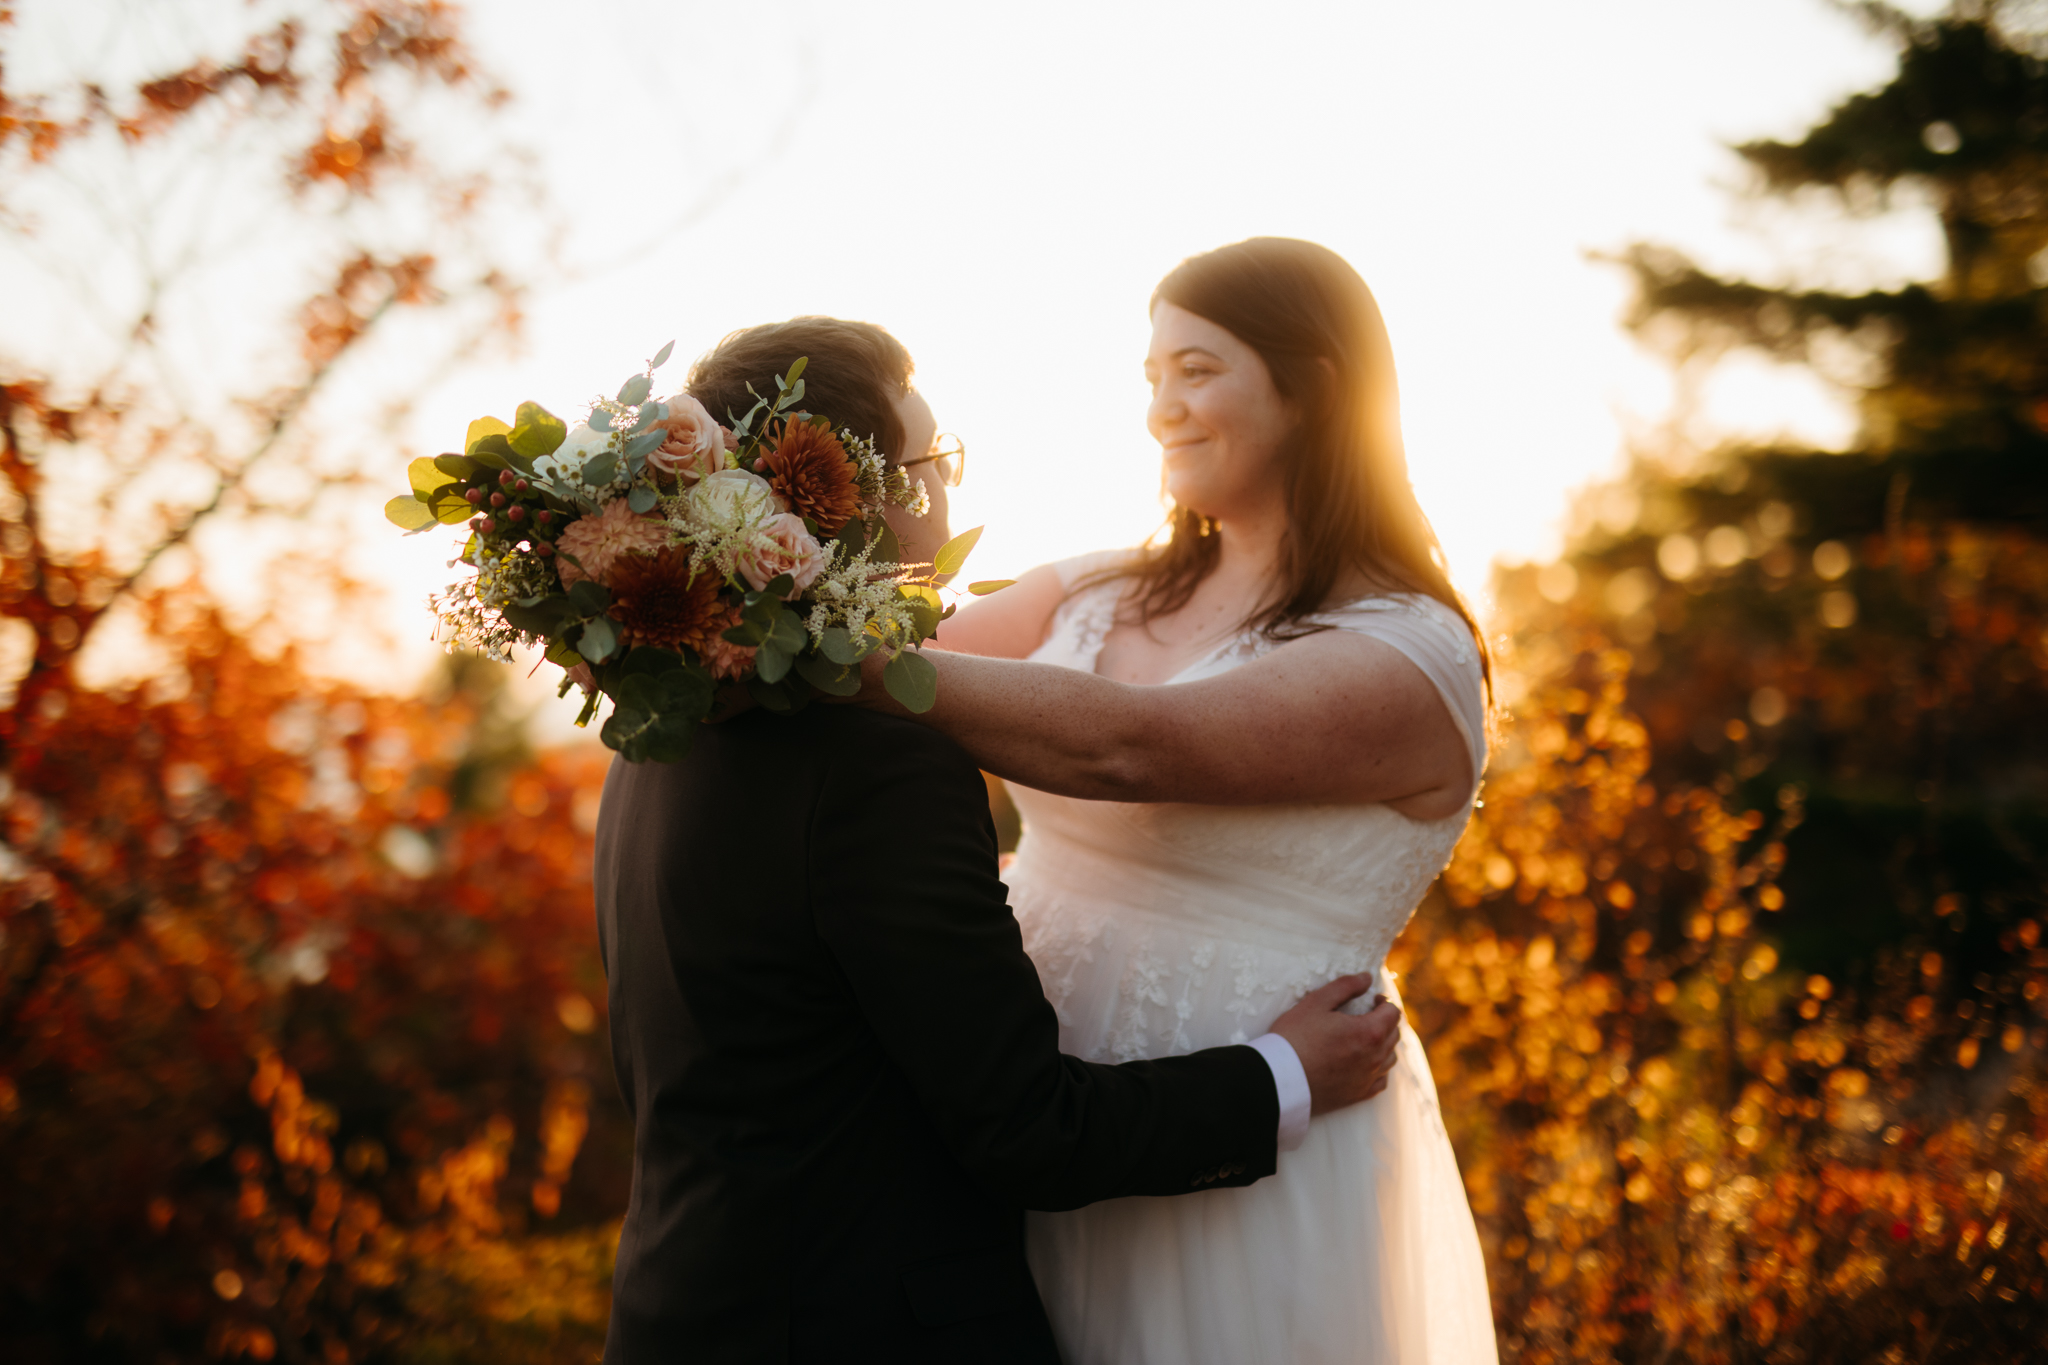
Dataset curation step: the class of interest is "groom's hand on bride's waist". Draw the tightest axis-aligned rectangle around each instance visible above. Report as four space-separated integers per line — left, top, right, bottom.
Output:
1269 975 1401 1116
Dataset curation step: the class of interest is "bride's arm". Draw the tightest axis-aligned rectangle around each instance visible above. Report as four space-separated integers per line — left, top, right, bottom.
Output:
923 563 1066 658
873 631 1475 819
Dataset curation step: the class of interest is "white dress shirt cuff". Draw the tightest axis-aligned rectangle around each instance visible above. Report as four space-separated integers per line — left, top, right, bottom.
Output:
1248 1032 1312 1152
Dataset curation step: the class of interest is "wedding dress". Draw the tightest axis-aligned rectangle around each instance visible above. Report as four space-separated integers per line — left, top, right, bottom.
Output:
1004 560 1500 1365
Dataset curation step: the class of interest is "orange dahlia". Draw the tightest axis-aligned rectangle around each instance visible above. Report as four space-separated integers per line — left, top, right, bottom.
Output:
760 420 861 534
606 548 730 656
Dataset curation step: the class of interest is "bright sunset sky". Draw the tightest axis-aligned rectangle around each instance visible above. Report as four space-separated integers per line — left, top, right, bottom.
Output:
5 0 1954 722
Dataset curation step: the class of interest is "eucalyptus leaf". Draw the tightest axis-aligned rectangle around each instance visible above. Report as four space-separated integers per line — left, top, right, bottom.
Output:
651 339 675 369
576 615 620 664
582 451 619 487
795 650 861 696
767 608 806 654
756 642 793 685
384 495 435 531
600 668 712 763
833 519 867 556
820 626 861 666
628 402 665 434
545 638 585 667
628 486 658 513
932 525 984 577
746 674 810 715
882 649 939 714
617 374 652 406
567 580 613 616
760 573 794 600
874 521 902 567
503 596 578 637
590 407 615 433
781 356 808 387
967 579 1017 596
625 427 666 459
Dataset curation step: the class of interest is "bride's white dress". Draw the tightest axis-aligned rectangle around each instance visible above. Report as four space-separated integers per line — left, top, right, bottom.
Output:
1003 559 1500 1365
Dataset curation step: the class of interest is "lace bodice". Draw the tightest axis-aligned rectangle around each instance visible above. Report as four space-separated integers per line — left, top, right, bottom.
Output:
1003 559 1487 1063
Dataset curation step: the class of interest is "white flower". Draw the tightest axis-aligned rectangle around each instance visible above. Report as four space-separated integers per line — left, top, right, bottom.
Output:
688 468 785 529
536 422 618 481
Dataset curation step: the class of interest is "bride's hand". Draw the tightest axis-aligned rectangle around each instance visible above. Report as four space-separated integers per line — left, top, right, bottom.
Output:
1269 975 1402 1115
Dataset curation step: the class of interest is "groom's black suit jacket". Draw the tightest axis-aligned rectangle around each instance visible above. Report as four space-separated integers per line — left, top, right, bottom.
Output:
594 705 1279 1363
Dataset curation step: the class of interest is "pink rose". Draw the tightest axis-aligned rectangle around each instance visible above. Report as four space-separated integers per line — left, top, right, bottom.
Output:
735 512 826 596
649 393 733 484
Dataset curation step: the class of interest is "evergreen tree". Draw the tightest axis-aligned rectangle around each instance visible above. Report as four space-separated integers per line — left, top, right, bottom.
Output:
1525 0 2048 987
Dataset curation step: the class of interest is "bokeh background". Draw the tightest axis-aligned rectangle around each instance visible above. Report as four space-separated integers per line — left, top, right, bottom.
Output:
3 1 2044 1361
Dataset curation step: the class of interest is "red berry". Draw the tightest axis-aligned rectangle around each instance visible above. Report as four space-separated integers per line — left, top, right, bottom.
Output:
537 510 554 526
490 492 507 508
507 505 526 522
536 541 555 557
466 487 483 505
469 517 485 532
499 470 515 488
515 479 530 492
479 517 496 534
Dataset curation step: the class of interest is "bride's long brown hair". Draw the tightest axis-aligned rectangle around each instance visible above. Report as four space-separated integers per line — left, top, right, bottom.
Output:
1108 237 1489 697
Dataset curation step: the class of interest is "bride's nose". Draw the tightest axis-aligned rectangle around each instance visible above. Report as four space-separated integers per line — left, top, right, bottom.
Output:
1147 389 1185 442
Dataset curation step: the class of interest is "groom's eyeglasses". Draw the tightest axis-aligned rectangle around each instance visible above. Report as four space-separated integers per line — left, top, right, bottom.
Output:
899 434 965 488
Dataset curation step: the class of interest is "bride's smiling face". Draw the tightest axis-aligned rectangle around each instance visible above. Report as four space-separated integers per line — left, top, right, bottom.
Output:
1144 302 1294 521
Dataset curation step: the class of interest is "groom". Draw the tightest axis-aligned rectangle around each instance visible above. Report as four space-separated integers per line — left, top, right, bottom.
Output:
594 317 1403 1363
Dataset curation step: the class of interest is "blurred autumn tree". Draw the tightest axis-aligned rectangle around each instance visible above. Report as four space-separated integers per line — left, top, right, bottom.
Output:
1 3 625 1360
1386 3 2048 1360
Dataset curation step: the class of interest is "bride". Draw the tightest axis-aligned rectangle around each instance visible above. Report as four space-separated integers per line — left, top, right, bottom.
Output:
886 237 1499 1363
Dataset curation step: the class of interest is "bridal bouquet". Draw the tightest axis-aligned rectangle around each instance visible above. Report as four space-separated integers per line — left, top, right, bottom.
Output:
385 343 996 761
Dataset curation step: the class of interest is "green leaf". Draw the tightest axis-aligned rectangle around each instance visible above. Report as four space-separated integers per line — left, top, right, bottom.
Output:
408 456 455 497
832 518 867 558
567 580 612 616
967 579 1016 596
767 608 806 654
467 433 514 471
624 427 667 459
576 615 620 664
590 407 615 433
746 674 810 715
465 416 511 455
503 595 579 638
781 356 808 388
430 488 474 525
600 668 713 763
583 451 619 487
873 521 902 567
756 642 793 685
819 626 861 665
545 638 584 667
433 452 479 481
651 340 675 369
509 402 568 459
618 374 653 407
627 402 665 434
759 573 794 600
795 650 861 696
898 583 942 639
932 525 984 577
882 649 938 713
385 495 435 531
628 486 658 513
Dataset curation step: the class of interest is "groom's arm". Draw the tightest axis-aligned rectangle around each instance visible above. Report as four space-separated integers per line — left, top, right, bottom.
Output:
808 718 1279 1211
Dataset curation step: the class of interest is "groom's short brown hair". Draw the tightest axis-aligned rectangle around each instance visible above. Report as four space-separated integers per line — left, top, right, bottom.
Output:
687 317 915 461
